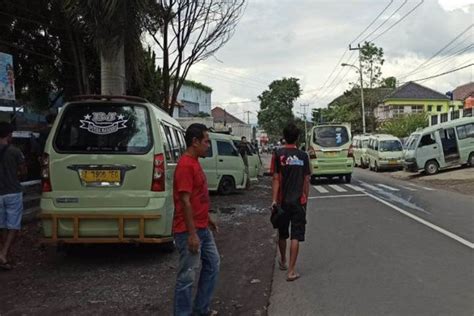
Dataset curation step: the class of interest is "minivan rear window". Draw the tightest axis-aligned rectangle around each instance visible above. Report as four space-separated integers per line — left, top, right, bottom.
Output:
54 103 152 154
313 126 349 147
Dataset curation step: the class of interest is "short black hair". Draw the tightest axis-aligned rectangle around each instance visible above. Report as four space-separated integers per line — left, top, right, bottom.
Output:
185 123 208 147
283 123 300 145
241 136 246 140
0 121 13 138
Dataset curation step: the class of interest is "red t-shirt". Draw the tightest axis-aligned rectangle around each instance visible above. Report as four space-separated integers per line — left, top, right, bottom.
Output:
173 154 210 233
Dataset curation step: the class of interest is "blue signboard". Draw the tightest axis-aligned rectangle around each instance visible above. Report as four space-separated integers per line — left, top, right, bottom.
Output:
0 52 15 100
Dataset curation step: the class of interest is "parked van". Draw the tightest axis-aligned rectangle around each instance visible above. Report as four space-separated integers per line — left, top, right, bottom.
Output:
352 134 370 168
199 132 247 195
365 134 404 172
308 124 354 183
40 95 185 245
404 117 474 174
231 136 262 182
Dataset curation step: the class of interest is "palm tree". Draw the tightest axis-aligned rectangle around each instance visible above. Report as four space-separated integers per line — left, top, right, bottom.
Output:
63 0 146 95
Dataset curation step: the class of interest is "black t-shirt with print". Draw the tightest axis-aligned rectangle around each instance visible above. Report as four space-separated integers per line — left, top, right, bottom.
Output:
273 146 311 205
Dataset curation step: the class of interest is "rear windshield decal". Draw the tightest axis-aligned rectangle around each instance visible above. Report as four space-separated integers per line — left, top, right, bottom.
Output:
79 112 128 135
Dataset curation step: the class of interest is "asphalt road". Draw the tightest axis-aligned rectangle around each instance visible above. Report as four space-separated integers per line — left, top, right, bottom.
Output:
269 168 474 316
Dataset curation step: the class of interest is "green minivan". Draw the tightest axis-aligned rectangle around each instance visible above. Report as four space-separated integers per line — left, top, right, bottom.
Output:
199 132 248 195
366 134 404 172
40 95 185 245
308 124 354 183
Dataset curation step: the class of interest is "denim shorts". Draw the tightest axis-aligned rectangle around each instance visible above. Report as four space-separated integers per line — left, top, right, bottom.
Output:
0 193 24 230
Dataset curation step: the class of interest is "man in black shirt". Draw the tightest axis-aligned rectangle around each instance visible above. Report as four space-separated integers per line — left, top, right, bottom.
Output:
271 123 310 281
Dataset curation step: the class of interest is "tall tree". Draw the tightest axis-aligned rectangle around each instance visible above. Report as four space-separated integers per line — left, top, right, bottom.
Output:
360 41 385 89
145 0 246 115
380 76 397 88
257 78 301 139
63 0 147 95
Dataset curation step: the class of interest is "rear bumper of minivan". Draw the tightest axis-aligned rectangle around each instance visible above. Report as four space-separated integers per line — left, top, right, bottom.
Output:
311 158 354 176
40 197 173 243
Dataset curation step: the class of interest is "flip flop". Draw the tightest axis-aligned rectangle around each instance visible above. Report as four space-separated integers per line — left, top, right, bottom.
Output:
286 273 300 282
0 261 12 270
278 260 288 271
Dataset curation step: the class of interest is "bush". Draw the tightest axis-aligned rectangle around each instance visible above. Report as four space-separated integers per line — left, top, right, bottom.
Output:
378 113 428 138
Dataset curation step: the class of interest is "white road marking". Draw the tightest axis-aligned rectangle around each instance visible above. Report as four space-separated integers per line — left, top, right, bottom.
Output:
344 184 365 192
399 185 417 191
313 186 329 193
359 182 382 191
309 194 367 199
364 192 474 249
328 185 347 192
377 184 400 191
407 183 436 191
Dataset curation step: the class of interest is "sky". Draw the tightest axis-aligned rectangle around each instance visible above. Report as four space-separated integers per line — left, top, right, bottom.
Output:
181 0 473 124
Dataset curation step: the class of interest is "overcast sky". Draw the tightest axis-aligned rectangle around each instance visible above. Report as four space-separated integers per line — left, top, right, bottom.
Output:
183 0 473 124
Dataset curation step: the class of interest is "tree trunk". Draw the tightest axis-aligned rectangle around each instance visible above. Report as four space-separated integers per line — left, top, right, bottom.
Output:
100 44 126 95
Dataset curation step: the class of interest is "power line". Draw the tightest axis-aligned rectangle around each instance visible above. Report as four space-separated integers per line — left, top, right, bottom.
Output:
350 0 394 45
398 24 473 80
370 0 424 42
359 0 408 43
402 63 473 83
213 100 258 105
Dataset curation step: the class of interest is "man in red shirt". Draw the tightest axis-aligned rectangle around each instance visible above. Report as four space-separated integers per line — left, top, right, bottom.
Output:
173 123 219 316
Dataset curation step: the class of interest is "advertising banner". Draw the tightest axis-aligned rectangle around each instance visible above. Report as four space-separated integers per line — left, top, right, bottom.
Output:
0 52 15 100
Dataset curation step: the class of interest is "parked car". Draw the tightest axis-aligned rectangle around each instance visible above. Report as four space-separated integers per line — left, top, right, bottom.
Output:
11 130 42 181
40 95 183 246
352 134 370 168
308 123 354 183
404 116 474 175
199 132 248 195
366 134 404 172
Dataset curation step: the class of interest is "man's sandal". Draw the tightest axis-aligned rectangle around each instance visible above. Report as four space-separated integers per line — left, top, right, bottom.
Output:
278 260 288 271
286 273 300 282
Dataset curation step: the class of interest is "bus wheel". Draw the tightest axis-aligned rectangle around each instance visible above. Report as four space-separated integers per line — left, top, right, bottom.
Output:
469 153 474 167
425 160 439 175
345 174 352 183
218 176 235 195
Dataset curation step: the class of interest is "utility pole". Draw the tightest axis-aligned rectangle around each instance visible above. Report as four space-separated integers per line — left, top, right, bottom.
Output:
244 111 251 124
349 44 366 134
300 104 309 146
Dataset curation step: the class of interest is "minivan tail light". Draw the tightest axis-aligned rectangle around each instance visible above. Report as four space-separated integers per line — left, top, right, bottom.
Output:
308 146 317 159
151 153 165 192
41 153 52 192
348 145 354 158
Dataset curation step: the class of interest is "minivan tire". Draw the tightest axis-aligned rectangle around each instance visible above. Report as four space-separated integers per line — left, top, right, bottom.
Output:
425 160 439 175
374 161 379 173
218 176 235 195
160 240 176 253
468 153 474 167
360 158 365 169
345 174 352 183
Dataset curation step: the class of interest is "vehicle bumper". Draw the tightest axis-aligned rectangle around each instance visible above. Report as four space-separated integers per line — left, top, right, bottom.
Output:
311 158 354 176
377 160 404 170
403 160 419 172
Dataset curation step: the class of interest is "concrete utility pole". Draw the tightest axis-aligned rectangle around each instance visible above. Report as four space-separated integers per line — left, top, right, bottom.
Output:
244 111 251 124
343 44 366 134
300 104 309 145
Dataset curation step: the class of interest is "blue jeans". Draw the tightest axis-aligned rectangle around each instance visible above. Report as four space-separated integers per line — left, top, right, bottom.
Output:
174 228 220 316
0 193 23 230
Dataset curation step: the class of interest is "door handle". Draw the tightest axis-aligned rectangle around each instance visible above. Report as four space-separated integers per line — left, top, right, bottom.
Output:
433 146 437 149
219 159 224 162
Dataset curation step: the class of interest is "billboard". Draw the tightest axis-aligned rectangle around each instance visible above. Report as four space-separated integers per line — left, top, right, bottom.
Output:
0 52 15 100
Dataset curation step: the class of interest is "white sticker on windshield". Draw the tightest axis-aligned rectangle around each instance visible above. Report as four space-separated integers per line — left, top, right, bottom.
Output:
79 112 128 135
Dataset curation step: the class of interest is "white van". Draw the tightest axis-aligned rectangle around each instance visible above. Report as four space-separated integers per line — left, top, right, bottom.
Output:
404 117 474 174
352 134 370 168
199 132 247 195
366 134 404 172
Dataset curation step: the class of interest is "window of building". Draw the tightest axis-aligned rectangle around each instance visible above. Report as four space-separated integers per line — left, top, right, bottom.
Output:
437 105 443 112
391 105 404 117
427 105 433 112
411 105 424 113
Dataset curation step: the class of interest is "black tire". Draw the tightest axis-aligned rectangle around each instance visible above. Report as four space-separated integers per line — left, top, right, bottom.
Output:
345 174 352 183
374 161 379 173
338 175 344 181
368 160 372 171
468 153 474 167
310 176 317 185
360 158 365 169
218 176 235 195
424 160 439 175
160 240 176 253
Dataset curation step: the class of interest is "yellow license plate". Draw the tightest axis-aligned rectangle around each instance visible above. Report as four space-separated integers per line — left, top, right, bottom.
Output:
388 160 398 164
81 170 120 183
325 152 338 157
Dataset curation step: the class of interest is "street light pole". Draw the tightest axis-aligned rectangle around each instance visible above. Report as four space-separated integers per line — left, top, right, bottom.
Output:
300 104 309 146
343 44 366 134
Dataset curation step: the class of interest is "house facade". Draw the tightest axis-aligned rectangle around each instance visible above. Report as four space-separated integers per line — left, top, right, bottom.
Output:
172 80 212 118
375 82 453 121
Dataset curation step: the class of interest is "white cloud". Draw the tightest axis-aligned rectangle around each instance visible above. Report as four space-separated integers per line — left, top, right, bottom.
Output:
172 0 474 123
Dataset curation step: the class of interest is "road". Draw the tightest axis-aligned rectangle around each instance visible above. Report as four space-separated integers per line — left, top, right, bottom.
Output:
269 168 474 316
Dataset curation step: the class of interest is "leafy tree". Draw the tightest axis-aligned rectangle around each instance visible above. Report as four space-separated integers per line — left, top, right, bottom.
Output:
359 41 385 88
128 47 163 105
381 76 397 88
145 0 246 115
378 113 428 138
257 78 301 139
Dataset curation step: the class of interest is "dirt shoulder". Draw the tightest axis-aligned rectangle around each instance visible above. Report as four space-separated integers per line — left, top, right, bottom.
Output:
391 167 474 195
0 177 275 315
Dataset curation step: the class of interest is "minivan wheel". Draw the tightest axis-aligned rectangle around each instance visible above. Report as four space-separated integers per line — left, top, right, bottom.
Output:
469 153 474 167
310 176 318 185
218 176 235 195
360 158 365 169
345 174 352 183
374 162 379 173
160 240 176 253
425 160 439 175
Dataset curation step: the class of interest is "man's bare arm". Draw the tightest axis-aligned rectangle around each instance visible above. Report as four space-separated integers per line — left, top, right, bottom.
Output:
179 192 200 253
